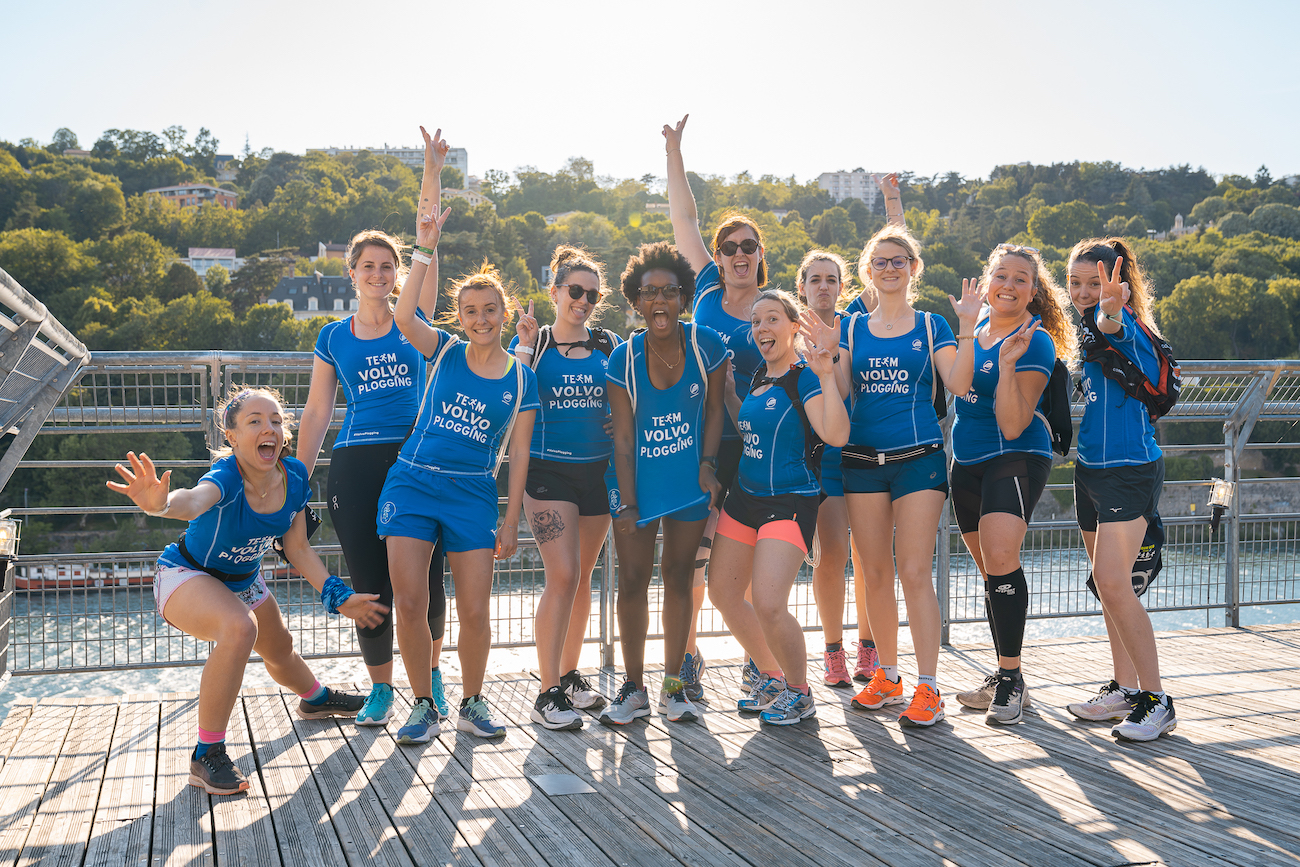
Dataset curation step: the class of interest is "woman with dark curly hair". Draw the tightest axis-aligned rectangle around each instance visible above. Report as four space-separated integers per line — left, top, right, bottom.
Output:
598 241 728 727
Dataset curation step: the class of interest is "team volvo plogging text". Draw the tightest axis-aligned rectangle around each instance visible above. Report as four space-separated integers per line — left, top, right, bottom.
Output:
108 121 1178 801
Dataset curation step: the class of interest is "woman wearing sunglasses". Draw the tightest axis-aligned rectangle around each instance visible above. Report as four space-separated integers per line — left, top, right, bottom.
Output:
663 114 774 701
599 241 728 727
949 244 1076 726
510 245 623 730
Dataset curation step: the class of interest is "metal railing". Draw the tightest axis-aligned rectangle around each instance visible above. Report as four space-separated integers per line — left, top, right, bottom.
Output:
4 351 1300 674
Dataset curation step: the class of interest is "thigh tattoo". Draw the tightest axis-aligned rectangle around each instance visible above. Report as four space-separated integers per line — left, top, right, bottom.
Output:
531 509 566 544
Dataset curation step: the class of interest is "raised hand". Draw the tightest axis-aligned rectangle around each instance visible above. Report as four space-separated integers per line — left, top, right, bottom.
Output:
515 298 539 349
106 451 170 513
999 320 1041 367
805 342 836 378
421 125 449 174
662 114 688 153
949 277 985 328
798 308 839 356
872 172 901 199
1097 257 1130 319
416 204 450 249
339 592 389 629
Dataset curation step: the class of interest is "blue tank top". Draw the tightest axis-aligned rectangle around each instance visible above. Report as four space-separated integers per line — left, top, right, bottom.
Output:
692 262 762 440
509 329 622 463
738 364 823 497
400 331 541 477
951 317 1056 464
840 311 955 451
314 312 428 448
157 455 312 588
606 323 729 525
1076 307 1162 468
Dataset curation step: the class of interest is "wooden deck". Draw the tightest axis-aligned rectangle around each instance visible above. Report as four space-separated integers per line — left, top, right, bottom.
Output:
1 625 1299 867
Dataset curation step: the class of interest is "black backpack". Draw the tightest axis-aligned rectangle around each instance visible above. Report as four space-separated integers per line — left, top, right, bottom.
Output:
749 360 825 483
1079 305 1181 423
1035 359 1075 457
535 324 617 359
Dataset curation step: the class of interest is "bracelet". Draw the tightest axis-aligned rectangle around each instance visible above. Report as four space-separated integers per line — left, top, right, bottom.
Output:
515 346 535 356
411 252 433 266
667 148 681 154
1102 311 1123 324
320 575 354 615
700 456 718 470
615 503 636 515
144 499 171 517
956 334 976 340
832 353 840 364
413 245 436 256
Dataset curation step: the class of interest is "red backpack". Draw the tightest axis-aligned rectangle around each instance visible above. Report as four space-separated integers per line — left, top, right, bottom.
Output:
1080 305 1181 423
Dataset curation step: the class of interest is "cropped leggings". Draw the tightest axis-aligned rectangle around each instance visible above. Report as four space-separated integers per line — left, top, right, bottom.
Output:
328 442 446 667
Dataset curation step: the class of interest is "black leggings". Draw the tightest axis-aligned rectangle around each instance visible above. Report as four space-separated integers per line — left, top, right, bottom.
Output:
328 442 446 667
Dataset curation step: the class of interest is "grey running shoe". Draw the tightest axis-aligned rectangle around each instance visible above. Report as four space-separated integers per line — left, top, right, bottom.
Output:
297 688 366 720
958 673 1032 711
1067 680 1136 722
188 744 248 796
985 674 1028 726
658 686 700 723
680 652 707 703
760 688 816 726
1112 692 1177 742
598 680 651 726
739 658 761 695
737 675 786 712
560 669 606 711
531 687 583 731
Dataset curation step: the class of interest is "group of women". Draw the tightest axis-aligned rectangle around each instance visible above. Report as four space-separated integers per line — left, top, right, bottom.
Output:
110 120 1177 798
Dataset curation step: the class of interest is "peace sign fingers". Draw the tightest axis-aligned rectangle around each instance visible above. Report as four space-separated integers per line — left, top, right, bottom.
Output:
662 114 689 152
1097 257 1130 317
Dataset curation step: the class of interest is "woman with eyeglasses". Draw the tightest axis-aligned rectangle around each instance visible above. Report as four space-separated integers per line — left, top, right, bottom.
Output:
663 114 774 701
949 244 1076 726
509 245 623 730
839 227 981 729
598 241 728 727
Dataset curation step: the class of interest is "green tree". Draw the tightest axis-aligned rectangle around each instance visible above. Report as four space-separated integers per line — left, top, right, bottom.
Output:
1212 246 1283 281
1250 204 1300 240
48 128 79 153
1028 200 1100 247
0 227 98 298
226 248 294 313
1217 211 1251 237
1159 272 1292 359
205 262 230 294
88 231 175 300
440 166 464 189
152 291 237 349
159 261 205 302
237 303 304 350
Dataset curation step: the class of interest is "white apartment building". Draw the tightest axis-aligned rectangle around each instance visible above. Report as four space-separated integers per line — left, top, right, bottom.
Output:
308 145 468 181
817 170 880 209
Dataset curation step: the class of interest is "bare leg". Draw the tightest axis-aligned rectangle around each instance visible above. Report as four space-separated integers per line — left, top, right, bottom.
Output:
251 596 316 694
751 538 813 686
660 517 709 680
812 496 849 646
847 492 900 668
526 496 584 690
1091 518 1162 691
707 534 779 672
163 575 259 733
386 535 435 698
612 519 661 687
560 514 611 674
891 491 946 679
446 548 497 698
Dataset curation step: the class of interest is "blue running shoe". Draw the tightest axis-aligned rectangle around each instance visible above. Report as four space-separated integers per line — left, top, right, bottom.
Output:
760 688 816 726
430 668 450 720
680 652 706 703
738 675 786 712
356 683 394 727
397 698 440 744
457 696 506 738
740 658 760 695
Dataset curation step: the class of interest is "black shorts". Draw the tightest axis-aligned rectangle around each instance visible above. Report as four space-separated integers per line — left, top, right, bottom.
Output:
1075 458 1164 531
716 438 744 500
525 458 610 516
718 485 821 553
950 452 1051 535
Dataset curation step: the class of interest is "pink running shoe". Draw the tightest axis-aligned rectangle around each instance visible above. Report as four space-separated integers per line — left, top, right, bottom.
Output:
823 648 852 688
854 641 879 684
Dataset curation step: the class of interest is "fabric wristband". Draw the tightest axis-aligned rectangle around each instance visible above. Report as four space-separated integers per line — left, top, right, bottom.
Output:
320 575 354 615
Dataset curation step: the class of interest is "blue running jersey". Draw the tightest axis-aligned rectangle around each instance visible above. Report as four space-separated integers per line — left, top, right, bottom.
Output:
693 262 762 440
952 317 1056 464
1076 308 1163 468
400 331 540 477
738 365 824 497
157 455 312 588
314 313 428 447
509 330 622 462
844 293 871 317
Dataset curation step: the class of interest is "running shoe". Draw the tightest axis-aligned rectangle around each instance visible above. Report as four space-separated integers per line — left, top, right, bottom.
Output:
1112 692 1177 742
853 641 880 683
956 673 1031 711
398 698 441 743
430 668 451 720
680 652 707 703
355 683 394 727
561 669 606 711
898 684 945 728
457 696 507 738
737 675 786 712
296 687 366 720
658 679 700 723
598 680 651 726
531 686 583 731
1067 680 1136 722
851 669 906 710
188 744 248 796
739 658 761 695
985 674 1028 726
760 688 816 726
823 647 852 688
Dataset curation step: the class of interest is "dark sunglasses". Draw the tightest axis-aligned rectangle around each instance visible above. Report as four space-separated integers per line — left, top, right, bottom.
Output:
639 284 682 301
870 255 914 271
718 238 759 257
560 284 601 304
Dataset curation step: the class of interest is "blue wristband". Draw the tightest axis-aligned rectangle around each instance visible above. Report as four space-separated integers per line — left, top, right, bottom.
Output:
320 575 354 615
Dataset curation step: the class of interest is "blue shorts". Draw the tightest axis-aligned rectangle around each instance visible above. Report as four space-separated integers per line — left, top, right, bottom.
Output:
377 462 498 552
842 450 948 500
820 446 844 498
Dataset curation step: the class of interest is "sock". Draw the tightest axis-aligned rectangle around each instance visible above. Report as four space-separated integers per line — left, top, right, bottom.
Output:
788 683 811 695
918 674 937 690
300 681 329 705
460 694 480 709
826 642 843 653
1150 690 1167 701
194 726 225 759
998 666 1021 681
760 670 783 681
986 568 1028 658
881 665 899 682
861 639 876 649
1119 684 1141 697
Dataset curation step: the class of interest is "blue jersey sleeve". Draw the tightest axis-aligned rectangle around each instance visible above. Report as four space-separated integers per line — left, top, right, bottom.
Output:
283 457 312 512
797 365 824 402
507 334 520 353
313 319 341 366
695 261 720 296
519 363 541 412
930 314 956 351
606 341 630 391
198 459 241 507
1110 310 1161 381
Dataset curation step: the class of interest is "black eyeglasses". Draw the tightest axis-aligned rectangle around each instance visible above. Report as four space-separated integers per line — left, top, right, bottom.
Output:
718 238 759 257
639 284 682 301
561 284 601 304
996 243 1040 255
871 255 914 270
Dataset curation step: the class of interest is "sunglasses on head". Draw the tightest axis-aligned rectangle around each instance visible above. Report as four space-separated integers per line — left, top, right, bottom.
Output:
718 238 759 257
560 284 601 304
639 284 682 301
996 243 1040 255
871 255 914 271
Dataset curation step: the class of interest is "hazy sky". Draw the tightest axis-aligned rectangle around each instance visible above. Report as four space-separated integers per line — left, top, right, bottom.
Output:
4 0 1298 185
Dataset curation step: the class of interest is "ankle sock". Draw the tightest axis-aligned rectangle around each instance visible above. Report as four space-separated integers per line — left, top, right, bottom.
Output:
917 674 937 690
1119 684 1141 697
997 666 1021 681
194 726 225 759
460 694 480 709
860 639 875 649
788 683 811 695
760 670 782 681
826 642 843 653
299 681 329 704
880 665 899 682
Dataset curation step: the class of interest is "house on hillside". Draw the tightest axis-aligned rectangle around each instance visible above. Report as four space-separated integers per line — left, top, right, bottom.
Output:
266 275 356 320
318 242 348 261
146 183 238 209
214 155 237 182
186 248 243 277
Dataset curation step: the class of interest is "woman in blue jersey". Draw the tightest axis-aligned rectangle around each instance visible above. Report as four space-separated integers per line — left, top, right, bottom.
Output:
598 241 728 727
380 252 540 744
297 128 452 729
663 114 772 699
1063 238 1175 741
949 244 1076 726
840 226 982 729
510 245 622 730
708 289 849 725
108 387 385 796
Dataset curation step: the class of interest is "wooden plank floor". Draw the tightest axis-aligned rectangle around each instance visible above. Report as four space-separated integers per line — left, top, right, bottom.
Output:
2 625 1299 867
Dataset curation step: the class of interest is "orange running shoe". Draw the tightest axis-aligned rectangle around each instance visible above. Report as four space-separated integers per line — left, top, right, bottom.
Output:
851 669 905 710
898 683 945 728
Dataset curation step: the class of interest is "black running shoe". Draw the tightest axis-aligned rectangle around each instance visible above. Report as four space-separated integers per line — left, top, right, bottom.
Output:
297 688 366 720
188 744 249 795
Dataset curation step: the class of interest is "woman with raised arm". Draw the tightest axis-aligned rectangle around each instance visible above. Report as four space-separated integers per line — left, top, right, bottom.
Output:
378 230 540 743
839 227 980 729
296 127 451 729
598 241 727 727
108 388 385 795
663 114 773 699
509 245 622 730
949 244 1076 726
1063 238 1176 741
708 290 849 725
